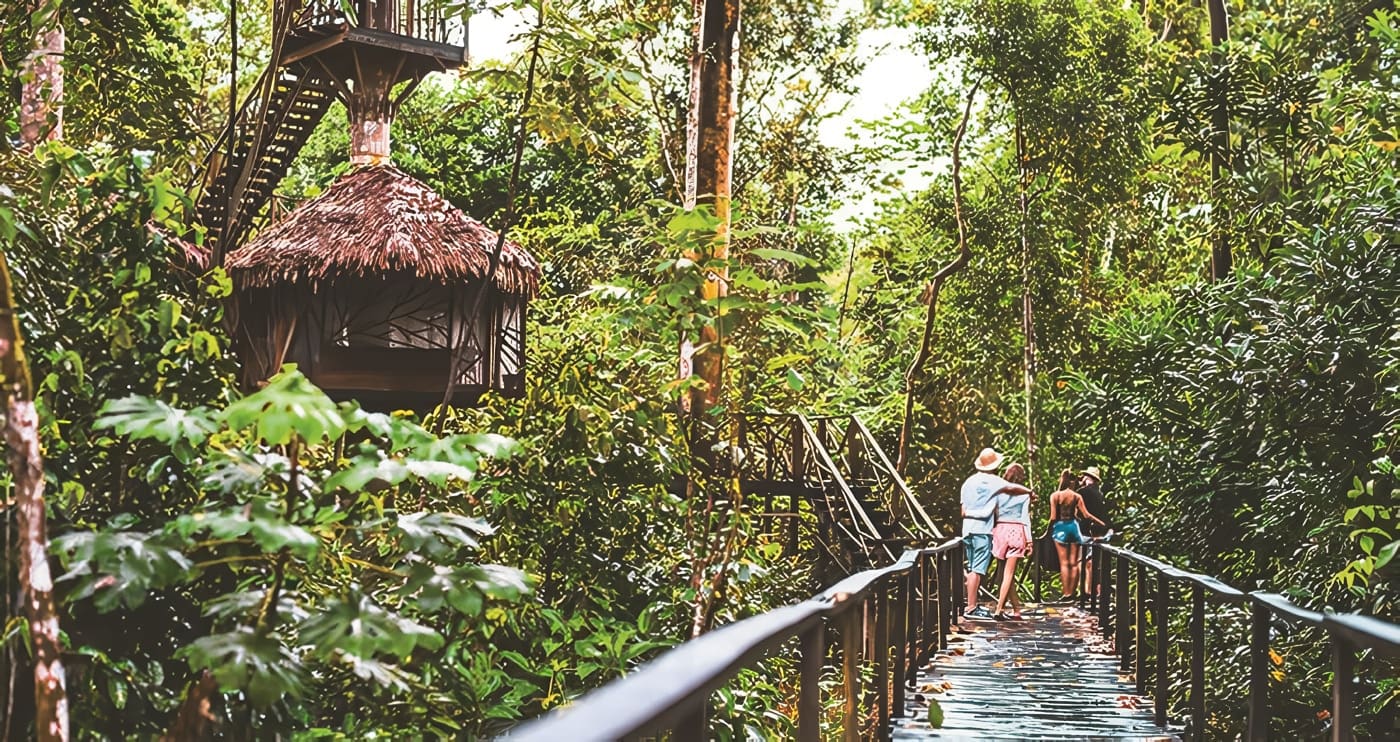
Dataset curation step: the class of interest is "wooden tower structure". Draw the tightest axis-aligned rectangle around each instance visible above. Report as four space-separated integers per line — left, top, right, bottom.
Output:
194 1 540 410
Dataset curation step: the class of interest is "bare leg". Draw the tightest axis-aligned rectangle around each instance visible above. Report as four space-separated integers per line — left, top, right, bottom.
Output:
1068 544 1082 596
965 570 982 612
995 556 1020 615
1055 541 1074 597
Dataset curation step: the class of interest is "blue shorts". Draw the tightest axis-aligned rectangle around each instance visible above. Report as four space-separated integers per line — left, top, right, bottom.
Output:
964 533 992 575
1051 519 1087 545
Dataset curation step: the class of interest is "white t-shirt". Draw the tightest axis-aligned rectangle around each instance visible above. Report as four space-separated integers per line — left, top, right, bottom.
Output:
960 471 1012 536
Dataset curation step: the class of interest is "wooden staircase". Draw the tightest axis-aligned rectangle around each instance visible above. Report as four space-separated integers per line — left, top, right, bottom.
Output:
195 61 339 253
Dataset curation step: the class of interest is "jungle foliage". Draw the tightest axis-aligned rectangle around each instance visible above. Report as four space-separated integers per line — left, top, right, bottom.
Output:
0 0 1395 737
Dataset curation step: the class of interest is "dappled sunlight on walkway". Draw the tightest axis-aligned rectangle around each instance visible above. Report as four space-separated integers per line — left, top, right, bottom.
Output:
895 604 1180 741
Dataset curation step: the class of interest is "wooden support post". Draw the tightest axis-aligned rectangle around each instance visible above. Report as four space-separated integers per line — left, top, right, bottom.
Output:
1190 584 1206 737
787 494 799 558
875 590 890 739
892 575 909 718
672 699 708 742
1100 554 1113 640
1136 562 1148 695
1331 639 1355 742
1246 602 1270 741
1116 555 1131 670
1155 574 1170 728
798 622 824 742
842 609 862 742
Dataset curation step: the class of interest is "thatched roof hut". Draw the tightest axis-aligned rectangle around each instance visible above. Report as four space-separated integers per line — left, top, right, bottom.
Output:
225 164 539 297
224 164 540 410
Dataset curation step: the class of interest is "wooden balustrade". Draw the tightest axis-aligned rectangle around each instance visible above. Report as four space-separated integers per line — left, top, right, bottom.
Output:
506 539 967 741
1095 543 1399 741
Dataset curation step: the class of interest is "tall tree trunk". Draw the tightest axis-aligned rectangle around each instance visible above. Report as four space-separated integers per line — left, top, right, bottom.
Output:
0 250 68 741
1015 109 1037 487
18 1 64 150
895 80 982 476
682 0 740 418
1208 0 1231 280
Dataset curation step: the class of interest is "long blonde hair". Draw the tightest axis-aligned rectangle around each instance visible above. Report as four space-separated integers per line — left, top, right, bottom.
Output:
1058 469 1077 490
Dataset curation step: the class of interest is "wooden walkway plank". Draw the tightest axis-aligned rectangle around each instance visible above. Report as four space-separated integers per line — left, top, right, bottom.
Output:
894 604 1182 741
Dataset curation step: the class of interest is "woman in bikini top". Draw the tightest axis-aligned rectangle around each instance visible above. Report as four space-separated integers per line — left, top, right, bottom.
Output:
1048 470 1105 599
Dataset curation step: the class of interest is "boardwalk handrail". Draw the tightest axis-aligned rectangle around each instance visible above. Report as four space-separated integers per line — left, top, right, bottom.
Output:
1092 542 1399 741
847 415 943 541
505 539 966 741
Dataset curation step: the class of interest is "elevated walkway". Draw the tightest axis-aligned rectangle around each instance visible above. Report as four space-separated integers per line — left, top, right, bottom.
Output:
897 605 1176 740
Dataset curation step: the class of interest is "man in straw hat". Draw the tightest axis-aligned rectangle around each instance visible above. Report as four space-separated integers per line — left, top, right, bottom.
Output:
1077 465 1111 596
961 447 1033 620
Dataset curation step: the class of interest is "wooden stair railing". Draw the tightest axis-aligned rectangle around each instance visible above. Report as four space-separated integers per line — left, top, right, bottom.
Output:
194 61 338 254
1089 543 1400 741
504 539 968 742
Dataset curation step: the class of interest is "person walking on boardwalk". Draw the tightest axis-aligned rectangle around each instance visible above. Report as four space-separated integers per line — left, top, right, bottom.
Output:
1049 469 1105 600
961 447 1032 619
1077 465 1110 594
991 462 1033 619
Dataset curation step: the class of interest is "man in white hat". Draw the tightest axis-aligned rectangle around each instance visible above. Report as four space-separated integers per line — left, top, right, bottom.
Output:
1078 465 1110 596
960 447 1033 619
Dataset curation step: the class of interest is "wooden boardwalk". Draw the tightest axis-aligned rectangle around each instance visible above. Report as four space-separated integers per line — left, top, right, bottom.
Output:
894 603 1181 740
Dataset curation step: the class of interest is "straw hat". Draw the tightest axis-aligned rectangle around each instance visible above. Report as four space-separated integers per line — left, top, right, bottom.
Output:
973 447 1004 472
1081 466 1103 483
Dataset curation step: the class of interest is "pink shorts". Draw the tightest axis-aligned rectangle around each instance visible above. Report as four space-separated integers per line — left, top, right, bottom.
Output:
992 522 1029 559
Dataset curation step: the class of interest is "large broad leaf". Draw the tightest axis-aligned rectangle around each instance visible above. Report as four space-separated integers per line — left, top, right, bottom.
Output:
220 367 345 445
53 530 194 612
178 627 306 707
96 396 216 461
393 512 494 560
300 591 443 661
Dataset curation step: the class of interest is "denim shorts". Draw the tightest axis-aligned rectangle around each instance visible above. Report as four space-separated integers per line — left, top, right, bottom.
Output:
964 533 992 575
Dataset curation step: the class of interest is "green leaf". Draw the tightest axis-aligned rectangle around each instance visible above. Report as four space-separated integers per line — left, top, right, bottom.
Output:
179 628 306 707
96 396 216 451
221 368 345 445
749 247 819 268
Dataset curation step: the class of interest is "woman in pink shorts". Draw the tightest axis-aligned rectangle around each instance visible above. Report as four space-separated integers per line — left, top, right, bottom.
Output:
991 463 1033 619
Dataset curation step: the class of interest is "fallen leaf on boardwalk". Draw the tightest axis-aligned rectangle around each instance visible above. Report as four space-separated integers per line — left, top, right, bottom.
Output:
927 698 944 728
951 647 967 655
1316 710 1331 721
1269 648 1284 666
991 661 1006 668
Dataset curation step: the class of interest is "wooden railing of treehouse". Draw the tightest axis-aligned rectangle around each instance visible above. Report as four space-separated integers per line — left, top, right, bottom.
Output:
505 539 968 741
1086 543 1400 741
292 0 463 47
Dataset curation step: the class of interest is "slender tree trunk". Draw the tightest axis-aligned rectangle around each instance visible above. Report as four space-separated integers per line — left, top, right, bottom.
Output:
895 80 982 476
18 2 64 150
682 0 740 418
1208 0 1231 280
1015 110 1037 487
0 250 68 742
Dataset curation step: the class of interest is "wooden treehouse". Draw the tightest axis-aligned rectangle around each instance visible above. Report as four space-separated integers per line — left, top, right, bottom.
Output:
195 0 539 409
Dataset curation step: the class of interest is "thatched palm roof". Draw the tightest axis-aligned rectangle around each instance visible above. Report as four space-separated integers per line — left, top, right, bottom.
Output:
225 165 539 297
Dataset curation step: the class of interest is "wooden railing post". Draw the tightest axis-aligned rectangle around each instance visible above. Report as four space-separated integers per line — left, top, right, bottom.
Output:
1136 561 1148 695
842 608 862 742
1100 553 1113 640
1116 554 1131 670
892 573 909 719
1246 601 1270 741
798 622 824 742
1331 638 1355 742
1190 583 1206 737
672 700 708 742
937 552 950 650
1155 573 1170 728
875 590 890 738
